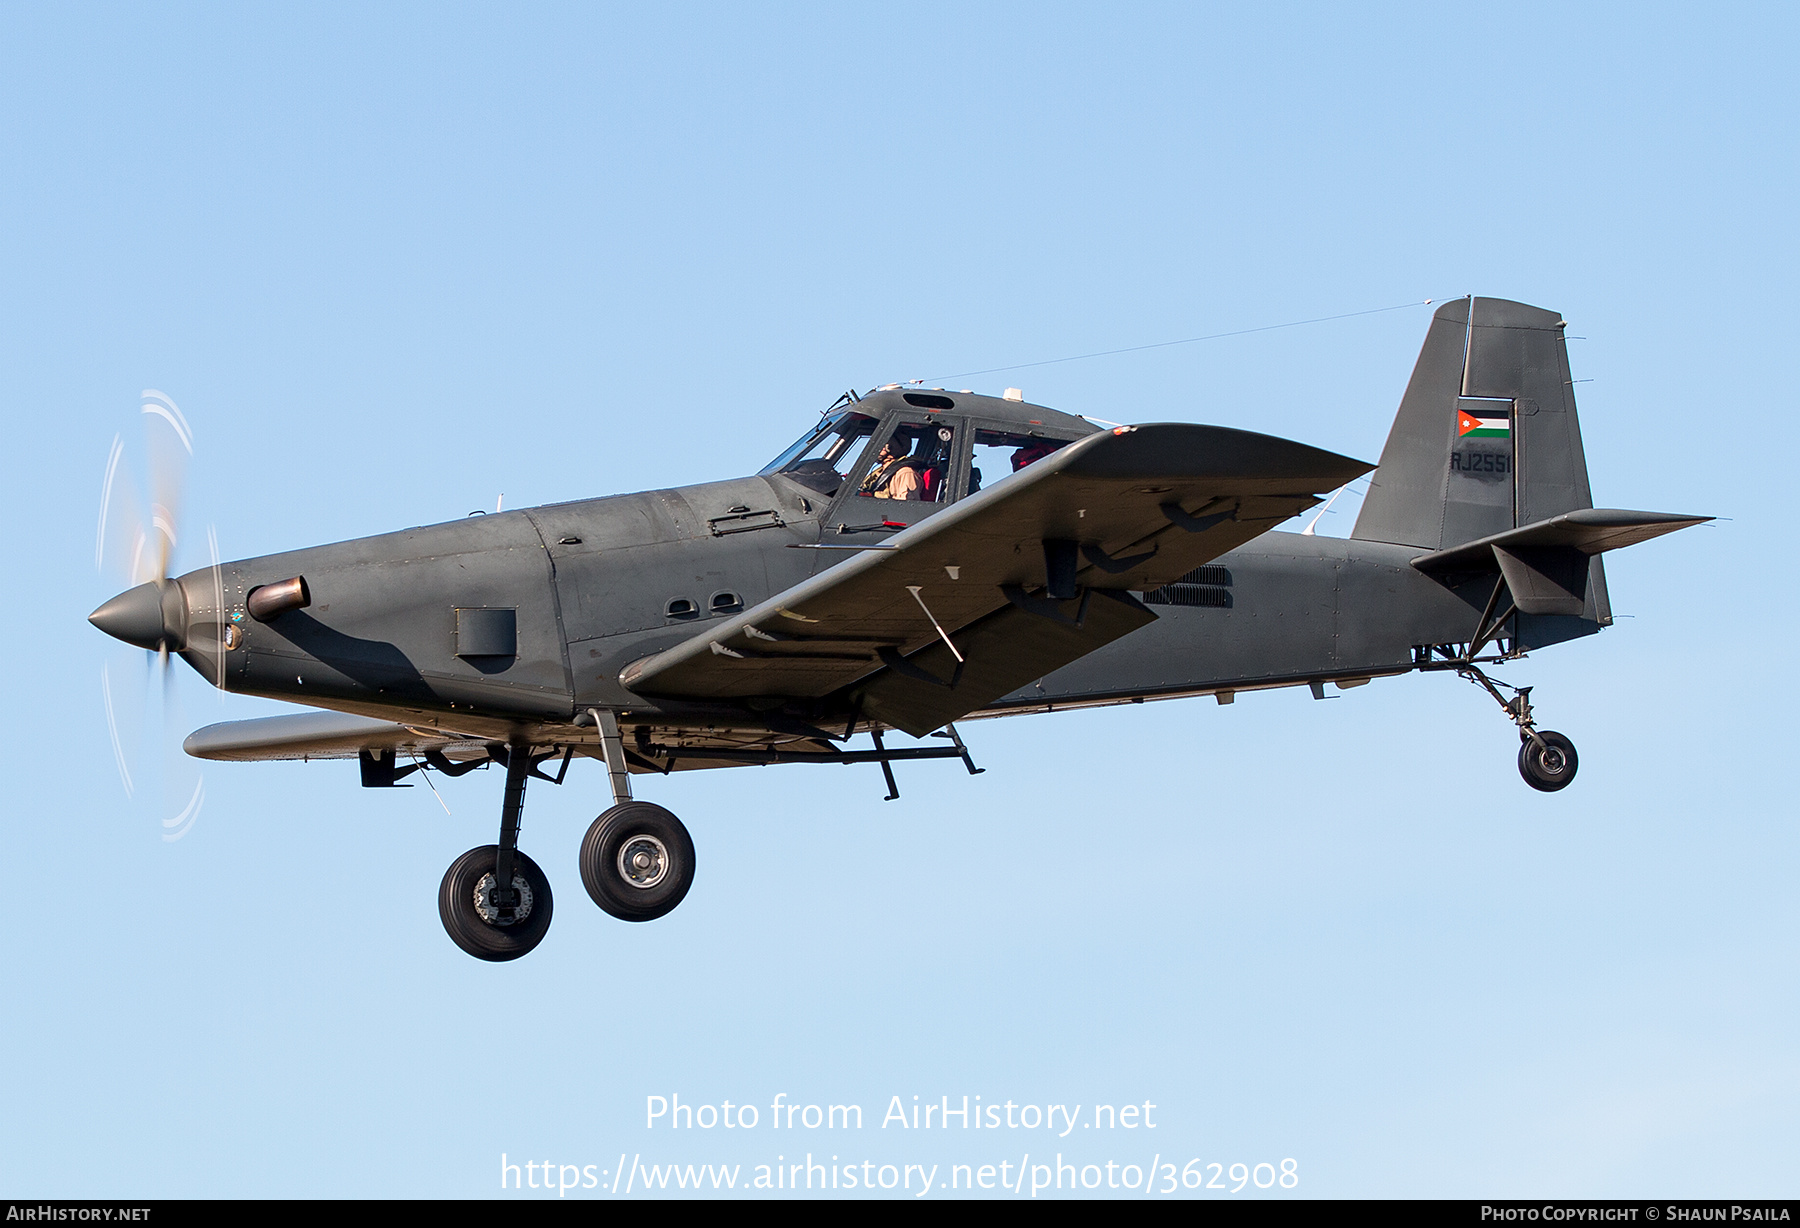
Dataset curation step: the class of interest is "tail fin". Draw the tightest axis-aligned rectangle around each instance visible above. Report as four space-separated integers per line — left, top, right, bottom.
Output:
1352 296 1592 551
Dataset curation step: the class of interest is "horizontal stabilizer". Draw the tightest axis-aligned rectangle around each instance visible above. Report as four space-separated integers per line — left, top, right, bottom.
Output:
1411 508 1712 576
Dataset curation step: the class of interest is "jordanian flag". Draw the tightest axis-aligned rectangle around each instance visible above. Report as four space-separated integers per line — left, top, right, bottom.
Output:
1456 407 1510 438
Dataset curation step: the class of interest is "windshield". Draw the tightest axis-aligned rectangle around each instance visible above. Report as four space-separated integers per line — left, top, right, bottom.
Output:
759 410 880 496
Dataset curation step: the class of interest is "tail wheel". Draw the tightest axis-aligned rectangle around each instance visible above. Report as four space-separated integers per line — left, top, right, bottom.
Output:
1518 730 1579 793
580 801 695 922
438 845 554 961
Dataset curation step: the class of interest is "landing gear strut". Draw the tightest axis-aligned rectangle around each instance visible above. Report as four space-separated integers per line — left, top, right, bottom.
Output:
1457 665 1579 792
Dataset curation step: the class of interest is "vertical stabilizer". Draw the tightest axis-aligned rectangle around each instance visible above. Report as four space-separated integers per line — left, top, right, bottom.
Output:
1353 297 1593 551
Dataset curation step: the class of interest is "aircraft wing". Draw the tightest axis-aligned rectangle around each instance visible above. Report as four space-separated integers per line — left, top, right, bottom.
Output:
184 710 493 762
621 422 1371 736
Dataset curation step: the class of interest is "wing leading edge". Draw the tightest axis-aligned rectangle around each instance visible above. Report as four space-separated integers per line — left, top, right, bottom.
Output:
621 422 1371 735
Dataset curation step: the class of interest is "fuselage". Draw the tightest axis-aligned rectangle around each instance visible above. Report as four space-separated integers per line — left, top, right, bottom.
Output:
157 385 1603 741
176 475 1593 736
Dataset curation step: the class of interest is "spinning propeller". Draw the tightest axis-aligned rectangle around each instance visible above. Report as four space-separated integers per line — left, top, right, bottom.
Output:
91 391 224 841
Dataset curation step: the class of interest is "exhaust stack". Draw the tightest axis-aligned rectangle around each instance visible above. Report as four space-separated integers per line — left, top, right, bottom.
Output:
247 576 310 621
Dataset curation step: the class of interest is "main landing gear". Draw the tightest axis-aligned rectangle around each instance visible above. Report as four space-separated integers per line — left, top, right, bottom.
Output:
580 801 696 921
437 741 570 962
1458 664 1579 792
431 711 702 961
434 708 965 957
438 844 554 961
578 709 696 922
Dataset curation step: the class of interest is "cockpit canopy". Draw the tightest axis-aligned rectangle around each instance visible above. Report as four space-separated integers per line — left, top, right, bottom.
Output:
758 389 1099 504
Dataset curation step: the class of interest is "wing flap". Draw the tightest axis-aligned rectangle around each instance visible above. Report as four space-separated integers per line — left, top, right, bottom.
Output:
853 588 1157 736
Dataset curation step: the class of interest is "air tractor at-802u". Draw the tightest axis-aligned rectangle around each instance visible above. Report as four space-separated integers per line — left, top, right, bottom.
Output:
89 297 1708 961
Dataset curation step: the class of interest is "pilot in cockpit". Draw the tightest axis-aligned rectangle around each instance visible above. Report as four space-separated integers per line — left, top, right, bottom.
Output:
860 440 921 500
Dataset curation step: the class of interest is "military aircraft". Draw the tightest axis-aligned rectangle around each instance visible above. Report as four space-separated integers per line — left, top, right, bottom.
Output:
89 297 1708 961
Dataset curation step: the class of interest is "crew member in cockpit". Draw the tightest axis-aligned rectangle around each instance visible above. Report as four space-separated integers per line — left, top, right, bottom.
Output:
860 439 921 500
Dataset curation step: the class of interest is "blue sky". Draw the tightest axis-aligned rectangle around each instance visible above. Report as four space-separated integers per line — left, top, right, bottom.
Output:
4 3 1793 1198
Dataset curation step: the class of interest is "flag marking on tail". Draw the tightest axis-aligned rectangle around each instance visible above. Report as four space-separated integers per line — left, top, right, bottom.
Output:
1456 407 1510 438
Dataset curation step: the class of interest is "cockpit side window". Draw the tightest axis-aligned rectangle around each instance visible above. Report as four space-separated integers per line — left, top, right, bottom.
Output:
966 425 1073 495
760 411 881 497
852 418 958 503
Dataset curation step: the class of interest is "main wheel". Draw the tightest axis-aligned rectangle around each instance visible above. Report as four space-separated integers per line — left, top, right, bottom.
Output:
1518 730 1579 792
438 845 554 961
580 801 695 922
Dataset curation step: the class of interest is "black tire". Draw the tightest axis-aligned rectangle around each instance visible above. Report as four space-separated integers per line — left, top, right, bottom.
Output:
438 845 554 961
580 801 695 922
1518 730 1579 792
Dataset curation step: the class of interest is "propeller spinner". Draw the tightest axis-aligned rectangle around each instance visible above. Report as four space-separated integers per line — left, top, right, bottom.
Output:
91 391 220 840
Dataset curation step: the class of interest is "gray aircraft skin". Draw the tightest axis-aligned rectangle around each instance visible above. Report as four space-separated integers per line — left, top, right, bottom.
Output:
90 297 1708 960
